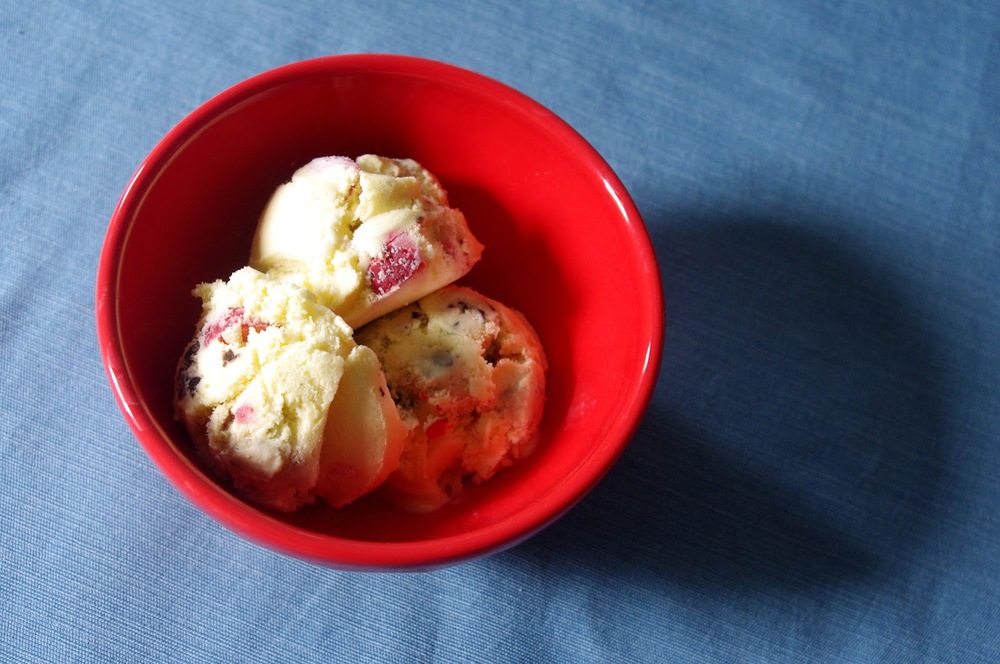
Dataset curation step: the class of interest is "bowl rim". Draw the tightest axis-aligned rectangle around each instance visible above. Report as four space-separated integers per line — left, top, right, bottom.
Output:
95 53 664 570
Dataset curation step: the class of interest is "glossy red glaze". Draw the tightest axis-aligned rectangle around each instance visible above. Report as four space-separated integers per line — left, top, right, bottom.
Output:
95 54 664 571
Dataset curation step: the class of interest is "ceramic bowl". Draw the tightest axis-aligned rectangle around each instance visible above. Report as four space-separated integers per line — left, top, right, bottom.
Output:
96 54 663 570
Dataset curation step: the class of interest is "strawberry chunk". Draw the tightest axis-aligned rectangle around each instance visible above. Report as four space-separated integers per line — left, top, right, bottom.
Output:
201 307 270 344
202 307 245 344
367 232 423 296
234 403 255 424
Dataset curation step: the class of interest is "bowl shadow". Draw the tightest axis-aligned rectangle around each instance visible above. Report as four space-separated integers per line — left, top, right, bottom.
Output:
506 206 947 593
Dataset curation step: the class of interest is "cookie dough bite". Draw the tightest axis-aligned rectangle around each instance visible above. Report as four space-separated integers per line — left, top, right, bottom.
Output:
356 286 547 512
173 267 407 512
249 154 484 330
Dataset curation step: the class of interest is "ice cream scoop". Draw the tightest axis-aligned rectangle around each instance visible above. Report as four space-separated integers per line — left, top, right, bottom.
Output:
174 267 407 511
356 285 548 512
249 154 484 330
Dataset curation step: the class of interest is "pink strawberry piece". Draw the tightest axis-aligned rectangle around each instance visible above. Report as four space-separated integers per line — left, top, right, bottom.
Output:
202 307 270 344
202 307 246 344
367 232 423 296
234 403 255 424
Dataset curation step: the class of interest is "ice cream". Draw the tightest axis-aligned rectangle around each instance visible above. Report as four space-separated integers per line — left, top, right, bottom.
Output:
356 286 548 512
174 267 407 511
249 154 484 330
315 344 410 507
174 155 546 513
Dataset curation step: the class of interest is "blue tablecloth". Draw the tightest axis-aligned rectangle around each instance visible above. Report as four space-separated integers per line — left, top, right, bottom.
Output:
4 1 998 661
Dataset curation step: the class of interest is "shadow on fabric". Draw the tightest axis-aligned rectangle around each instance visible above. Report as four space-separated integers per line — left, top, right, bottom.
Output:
507 208 947 594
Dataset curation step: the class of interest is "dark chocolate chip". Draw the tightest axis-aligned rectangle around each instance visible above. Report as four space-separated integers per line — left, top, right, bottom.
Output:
432 349 454 368
179 340 200 370
484 336 503 365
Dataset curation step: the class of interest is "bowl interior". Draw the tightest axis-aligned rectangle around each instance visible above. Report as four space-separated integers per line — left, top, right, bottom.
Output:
102 56 662 567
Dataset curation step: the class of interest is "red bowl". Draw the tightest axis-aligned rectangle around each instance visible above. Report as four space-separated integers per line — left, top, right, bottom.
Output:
96 54 663 570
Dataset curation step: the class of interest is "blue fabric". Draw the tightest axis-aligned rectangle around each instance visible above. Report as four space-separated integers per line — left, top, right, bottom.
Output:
3 0 999 661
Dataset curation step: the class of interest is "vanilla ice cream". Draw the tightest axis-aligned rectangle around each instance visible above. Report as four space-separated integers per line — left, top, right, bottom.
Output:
249 154 484 330
174 267 407 511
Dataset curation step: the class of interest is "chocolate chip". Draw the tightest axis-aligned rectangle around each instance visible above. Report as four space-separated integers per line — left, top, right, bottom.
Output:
484 337 503 366
179 340 200 370
393 389 414 410
432 349 454 368
222 349 237 365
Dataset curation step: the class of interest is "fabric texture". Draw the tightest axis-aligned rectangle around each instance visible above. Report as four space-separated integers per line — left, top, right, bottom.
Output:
3 1 999 661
